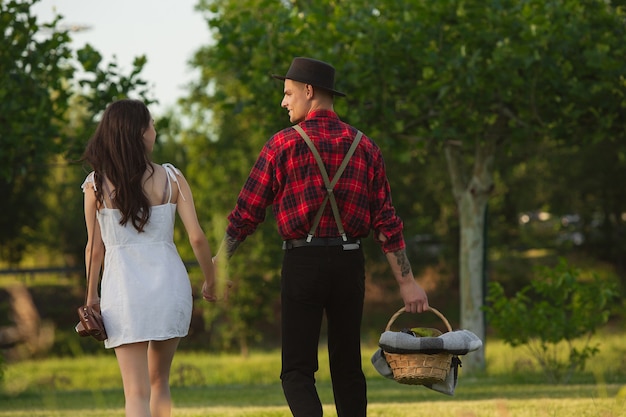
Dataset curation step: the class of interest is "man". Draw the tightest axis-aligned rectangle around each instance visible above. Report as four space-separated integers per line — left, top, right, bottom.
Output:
216 57 429 417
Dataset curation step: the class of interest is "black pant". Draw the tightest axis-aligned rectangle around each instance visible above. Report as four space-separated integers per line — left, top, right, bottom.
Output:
280 245 367 417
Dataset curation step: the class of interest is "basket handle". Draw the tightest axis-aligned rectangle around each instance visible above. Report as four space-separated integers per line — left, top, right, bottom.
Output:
384 306 452 333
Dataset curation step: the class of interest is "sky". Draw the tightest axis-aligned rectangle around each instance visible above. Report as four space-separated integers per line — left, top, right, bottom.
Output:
32 0 212 115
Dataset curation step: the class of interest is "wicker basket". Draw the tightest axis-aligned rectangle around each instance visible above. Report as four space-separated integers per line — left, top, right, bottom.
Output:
383 306 453 385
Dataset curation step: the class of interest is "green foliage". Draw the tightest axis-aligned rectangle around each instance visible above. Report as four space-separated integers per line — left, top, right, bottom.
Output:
485 258 619 383
0 0 74 263
0 0 155 267
75 45 152 119
181 0 626 353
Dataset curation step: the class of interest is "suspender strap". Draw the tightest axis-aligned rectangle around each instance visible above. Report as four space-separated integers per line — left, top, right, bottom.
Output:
292 125 363 242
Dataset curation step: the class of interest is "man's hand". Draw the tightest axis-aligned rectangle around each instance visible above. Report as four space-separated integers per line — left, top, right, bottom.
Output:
399 280 429 313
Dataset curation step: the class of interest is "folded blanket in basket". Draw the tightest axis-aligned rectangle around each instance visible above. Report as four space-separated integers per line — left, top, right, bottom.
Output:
379 329 482 355
370 348 461 396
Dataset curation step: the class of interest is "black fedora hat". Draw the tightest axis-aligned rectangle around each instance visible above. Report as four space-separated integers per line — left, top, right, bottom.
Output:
272 57 346 97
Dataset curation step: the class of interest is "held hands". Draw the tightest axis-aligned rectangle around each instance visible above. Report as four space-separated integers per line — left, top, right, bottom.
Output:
202 279 218 302
202 279 233 302
202 256 233 302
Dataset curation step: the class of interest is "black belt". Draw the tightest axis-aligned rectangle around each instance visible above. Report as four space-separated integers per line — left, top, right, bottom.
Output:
282 237 361 251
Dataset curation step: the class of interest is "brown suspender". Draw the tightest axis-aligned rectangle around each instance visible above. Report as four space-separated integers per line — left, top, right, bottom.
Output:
292 125 363 242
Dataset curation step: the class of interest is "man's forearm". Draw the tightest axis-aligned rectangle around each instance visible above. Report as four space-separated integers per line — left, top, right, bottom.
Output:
385 249 414 282
222 234 241 260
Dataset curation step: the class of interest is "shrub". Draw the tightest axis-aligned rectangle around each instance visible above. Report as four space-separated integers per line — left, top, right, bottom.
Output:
484 258 618 383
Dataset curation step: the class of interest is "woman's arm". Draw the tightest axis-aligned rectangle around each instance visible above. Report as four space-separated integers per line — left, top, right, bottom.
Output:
172 171 218 301
84 183 105 309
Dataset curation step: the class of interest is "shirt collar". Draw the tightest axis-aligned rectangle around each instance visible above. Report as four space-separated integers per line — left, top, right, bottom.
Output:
305 109 339 121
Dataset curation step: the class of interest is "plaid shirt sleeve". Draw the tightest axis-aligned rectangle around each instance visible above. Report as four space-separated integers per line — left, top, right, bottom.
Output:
226 141 277 241
368 147 406 253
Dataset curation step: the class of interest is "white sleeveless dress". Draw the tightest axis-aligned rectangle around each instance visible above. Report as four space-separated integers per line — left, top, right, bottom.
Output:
82 164 193 349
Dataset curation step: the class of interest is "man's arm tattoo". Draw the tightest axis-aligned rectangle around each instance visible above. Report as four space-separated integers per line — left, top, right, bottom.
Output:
224 235 241 260
393 250 412 277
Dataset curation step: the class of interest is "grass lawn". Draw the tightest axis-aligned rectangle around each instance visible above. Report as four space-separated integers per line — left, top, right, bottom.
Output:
1 335 626 416
0 380 624 417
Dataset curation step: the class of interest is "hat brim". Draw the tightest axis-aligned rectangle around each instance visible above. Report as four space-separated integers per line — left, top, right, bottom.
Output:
271 74 346 97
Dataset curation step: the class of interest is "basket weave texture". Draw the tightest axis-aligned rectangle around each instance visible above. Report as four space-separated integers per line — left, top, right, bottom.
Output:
383 307 453 385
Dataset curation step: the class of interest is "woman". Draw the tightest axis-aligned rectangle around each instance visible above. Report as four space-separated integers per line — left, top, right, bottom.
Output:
81 99 217 417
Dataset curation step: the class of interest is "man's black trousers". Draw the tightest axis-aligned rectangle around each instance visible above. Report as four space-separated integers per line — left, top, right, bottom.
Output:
280 244 367 417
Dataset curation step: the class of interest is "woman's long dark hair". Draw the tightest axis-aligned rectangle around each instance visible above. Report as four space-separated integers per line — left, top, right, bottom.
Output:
81 99 154 232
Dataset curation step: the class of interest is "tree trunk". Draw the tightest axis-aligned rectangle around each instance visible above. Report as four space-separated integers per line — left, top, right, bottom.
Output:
1 283 54 360
456 184 489 373
444 122 499 373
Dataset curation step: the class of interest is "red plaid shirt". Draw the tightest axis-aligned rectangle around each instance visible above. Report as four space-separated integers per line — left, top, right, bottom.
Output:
226 110 406 253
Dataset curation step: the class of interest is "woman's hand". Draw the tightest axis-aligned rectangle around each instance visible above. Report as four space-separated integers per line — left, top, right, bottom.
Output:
87 297 101 313
202 279 217 302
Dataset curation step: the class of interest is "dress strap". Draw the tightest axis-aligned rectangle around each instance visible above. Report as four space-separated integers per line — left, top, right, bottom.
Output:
101 179 113 209
80 172 96 194
81 172 109 209
161 173 171 204
162 163 186 203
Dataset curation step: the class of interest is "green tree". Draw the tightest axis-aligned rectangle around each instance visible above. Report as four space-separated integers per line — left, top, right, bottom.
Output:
0 0 74 263
341 0 625 373
0 0 154 267
184 0 626 371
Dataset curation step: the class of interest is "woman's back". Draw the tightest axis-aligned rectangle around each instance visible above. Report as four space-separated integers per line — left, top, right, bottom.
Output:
84 163 193 349
94 163 180 246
